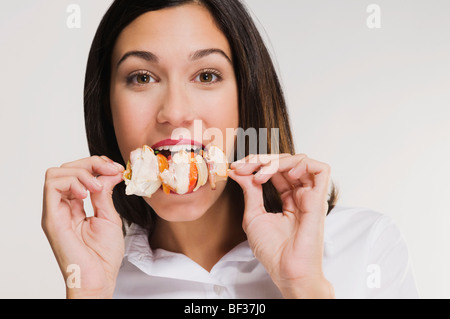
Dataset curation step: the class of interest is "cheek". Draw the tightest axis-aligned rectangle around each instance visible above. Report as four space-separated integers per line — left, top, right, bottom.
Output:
207 84 239 127
196 83 239 150
110 88 157 161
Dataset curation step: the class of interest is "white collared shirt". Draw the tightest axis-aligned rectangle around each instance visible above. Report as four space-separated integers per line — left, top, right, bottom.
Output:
113 206 419 299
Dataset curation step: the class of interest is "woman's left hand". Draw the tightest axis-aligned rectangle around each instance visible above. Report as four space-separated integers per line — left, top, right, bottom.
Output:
228 153 335 299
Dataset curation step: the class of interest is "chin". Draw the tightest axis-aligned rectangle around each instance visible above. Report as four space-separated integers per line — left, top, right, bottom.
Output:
144 182 227 223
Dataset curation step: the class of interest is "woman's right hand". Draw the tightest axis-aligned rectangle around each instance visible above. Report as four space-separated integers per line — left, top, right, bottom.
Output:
42 156 125 299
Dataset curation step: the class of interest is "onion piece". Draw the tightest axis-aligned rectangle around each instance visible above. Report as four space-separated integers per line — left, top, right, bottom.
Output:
193 154 208 192
204 145 228 190
123 145 161 198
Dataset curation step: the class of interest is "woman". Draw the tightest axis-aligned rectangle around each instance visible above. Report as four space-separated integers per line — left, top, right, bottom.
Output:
42 0 418 298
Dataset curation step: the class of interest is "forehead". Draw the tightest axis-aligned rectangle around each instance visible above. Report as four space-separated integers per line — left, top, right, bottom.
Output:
112 4 231 64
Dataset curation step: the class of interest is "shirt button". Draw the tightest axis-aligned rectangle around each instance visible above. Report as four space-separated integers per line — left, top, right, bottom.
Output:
213 285 224 296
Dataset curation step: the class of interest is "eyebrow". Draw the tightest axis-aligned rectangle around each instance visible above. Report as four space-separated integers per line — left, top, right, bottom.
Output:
116 48 232 68
116 50 159 67
190 48 232 64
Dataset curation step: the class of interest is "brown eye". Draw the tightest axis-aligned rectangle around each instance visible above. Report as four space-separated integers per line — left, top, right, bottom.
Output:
194 69 222 84
127 71 156 86
199 72 213 83
137 74 150 84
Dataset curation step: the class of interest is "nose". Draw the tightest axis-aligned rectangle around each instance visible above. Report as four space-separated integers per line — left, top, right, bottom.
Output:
156 81 195 127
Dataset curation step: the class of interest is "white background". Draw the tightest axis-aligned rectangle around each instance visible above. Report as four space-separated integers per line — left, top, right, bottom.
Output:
0 0 449 298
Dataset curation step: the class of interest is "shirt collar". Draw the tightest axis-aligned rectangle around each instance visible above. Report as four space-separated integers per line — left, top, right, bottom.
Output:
124 223 254 260
123 223 256 284
123 222 334 278
123 223 151 259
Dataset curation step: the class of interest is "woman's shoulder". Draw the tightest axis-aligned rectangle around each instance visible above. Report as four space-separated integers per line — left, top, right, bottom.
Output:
326 205 389 226
324 205 403 249
323 206 419 298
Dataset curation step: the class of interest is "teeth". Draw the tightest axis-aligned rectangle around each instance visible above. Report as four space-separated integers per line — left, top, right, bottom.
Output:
156 146 171 151
156 144 201 152
172 145 185 152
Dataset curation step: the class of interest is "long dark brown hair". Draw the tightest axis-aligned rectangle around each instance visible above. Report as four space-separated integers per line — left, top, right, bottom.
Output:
84 0 338 233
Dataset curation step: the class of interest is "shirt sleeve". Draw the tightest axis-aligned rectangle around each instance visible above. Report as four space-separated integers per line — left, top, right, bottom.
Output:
365 215 420 299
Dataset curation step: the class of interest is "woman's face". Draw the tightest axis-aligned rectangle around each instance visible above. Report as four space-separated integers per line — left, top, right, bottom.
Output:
110 4 239 222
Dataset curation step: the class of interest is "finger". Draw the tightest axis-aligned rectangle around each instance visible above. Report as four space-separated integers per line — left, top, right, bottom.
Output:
100 155 114 163
279 189 297 215
89 173 124 226
46 176 89 201
231 154 291 175
69 198 89 226
46 167 105 193
252 155 331 209
61 156 124 177
255 170 300 215
250 154 308 186
288 157 331 191
228 170 266 228
266 170 297 195
288 158 331 216
44 177 90 226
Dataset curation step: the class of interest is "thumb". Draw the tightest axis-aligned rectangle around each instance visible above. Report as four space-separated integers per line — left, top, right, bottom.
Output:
89 173 123 226
228 170 266 227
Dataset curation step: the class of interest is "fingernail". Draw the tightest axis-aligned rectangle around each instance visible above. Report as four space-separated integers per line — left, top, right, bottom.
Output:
230 162 239 169
233 157 251 167
289 167 298 176
232 157 248 165
254 169 263 179
108 161 123 172
92 177 103 189
230 162 241 169
113 162 124 171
